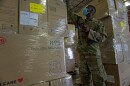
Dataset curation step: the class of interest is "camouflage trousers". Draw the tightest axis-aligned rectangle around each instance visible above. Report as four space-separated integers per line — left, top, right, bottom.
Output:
79 53 107 86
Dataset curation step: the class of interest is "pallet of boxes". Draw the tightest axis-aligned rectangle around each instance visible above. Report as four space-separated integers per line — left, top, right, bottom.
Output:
0 0 73 86
88 0 130 86
64 24 76 73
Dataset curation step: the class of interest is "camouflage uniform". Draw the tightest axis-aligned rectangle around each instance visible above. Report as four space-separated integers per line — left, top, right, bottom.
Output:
70 14 107 86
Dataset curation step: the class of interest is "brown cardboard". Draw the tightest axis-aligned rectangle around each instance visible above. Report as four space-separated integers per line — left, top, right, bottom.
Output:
65 24 76 72
30 82 49 86
91 0 109 19
47 0 68 37
66 59 75 72
19 0 48 35
100 16 124 64
100 14 130 64
0 0 18 33
0 34 66 86
104 62 130 86
50 74 73 86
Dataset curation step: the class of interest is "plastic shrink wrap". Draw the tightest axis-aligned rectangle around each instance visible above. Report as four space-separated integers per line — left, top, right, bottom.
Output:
48 0 68 37
0 0 18 34
98 1 130 86
65 24 75 72
100 14 130 64
19 0 68 37
104 62 130 86
0 33 67 86
50 74 73 86
19 0 48 35
0 0 72 86
99 0 130 64
29 82 49 86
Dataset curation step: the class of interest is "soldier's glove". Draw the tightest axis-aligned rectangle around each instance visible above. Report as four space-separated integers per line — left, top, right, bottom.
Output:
81 25 90 33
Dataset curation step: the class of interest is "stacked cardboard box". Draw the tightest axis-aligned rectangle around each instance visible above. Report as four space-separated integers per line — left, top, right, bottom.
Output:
100 16 130 64
0 0 18 33
104 62 130 86
50 74 73 86
88 0 130 86
19 0 68 36
89 0 116 19
30 82 49 86
29 75 73 86
19 0 48 35
47 0 68 37
0 34 67 86
65 24 75 72
0 0 73 86
88 0 126 19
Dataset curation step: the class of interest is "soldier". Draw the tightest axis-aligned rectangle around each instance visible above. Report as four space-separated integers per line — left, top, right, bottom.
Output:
68 5 107 86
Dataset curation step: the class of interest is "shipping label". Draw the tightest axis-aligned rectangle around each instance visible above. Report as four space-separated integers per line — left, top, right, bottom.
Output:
30 3 44 13
20 11 38 27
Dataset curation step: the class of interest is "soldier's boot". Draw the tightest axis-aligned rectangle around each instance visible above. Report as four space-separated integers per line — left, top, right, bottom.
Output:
81 77 93 86
76 78 94 86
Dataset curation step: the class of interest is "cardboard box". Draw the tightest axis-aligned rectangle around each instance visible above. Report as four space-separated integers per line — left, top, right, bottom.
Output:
29 82 49 86
67 24 75 37
48 0 68 37
100 15 130 64
0 0 18 33
64 25 75 47
19 0 48 35
65 24 76 72
50 74 73 86
89 0 109 19
0 34 66 86
66 59 75 72
104 62 130 86
114 0 124 17
100 16 123 64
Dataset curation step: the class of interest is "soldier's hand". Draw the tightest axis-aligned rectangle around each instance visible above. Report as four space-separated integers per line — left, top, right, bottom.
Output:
82 25 90 33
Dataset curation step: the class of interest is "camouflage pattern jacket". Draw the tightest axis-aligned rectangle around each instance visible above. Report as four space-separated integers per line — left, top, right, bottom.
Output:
70 13 107 55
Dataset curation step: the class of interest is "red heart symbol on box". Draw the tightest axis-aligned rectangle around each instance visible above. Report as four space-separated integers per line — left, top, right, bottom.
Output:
17 78 23 83
0 37 6 45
